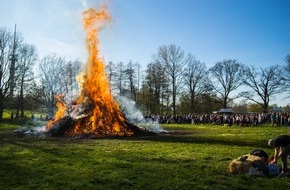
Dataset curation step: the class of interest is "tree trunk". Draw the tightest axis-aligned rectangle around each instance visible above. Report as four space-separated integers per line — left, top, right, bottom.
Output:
16 105 20 120
172 79 176 115
20 77 24 118
0 90 4 121
263 102 268 113
190 91 196 113
223 96 227 108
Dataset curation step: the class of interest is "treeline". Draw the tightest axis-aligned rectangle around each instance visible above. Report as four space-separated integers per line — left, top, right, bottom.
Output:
0 26 82 121
1 26 290 121
106 44 290 115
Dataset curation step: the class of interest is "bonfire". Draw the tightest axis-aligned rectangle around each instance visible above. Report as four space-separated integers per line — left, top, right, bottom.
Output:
45 6 154 138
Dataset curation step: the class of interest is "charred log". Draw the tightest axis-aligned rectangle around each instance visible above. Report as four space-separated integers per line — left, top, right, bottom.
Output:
46 116 75 137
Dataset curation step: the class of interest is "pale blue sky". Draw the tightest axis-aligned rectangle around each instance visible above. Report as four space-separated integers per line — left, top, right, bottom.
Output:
0 0 290 105
107 0 290 68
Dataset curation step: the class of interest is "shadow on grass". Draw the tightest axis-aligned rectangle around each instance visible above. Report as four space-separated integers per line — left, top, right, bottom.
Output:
0 153 47 189
131 132 268 148
0 128 269 151
0 131 79 158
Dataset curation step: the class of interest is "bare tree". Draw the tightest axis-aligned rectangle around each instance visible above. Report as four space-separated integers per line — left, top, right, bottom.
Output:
14 44 37 119
124 61 140 101
208 59 244 108
0 27 23 120
0 27 11 120
9 25 23 97
111 61 127 96
183 54 211 112
241 65 285 113
145 60 169 114
137 81 152 115
35 54 66 116
106 60 143 102
61 60 82 100
156 44 187 115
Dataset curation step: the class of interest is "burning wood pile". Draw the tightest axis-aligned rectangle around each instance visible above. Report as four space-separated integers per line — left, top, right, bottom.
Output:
44 6 155 138
45 95 152 137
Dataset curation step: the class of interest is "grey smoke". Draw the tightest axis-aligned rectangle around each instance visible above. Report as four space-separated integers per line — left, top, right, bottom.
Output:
116 96 166 133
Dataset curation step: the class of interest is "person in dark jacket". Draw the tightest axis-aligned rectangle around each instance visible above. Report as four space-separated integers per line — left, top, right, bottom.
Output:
268 135 290 174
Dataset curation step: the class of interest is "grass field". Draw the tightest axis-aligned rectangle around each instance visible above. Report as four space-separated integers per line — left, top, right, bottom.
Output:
0 122 289 190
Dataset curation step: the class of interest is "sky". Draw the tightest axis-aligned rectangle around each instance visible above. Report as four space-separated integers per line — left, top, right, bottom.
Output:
0 0 290 106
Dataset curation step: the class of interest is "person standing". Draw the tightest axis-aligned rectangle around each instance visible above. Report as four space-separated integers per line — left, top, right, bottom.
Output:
268 135 290 176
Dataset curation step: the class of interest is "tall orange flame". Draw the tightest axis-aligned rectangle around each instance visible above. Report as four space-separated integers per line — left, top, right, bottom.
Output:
46 5 132 137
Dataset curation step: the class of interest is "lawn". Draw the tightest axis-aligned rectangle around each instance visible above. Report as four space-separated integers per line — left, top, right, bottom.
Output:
0 122 289 190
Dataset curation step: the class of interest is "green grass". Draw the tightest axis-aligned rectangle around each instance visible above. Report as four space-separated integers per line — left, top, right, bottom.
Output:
0 122 289 190
3 109 46 120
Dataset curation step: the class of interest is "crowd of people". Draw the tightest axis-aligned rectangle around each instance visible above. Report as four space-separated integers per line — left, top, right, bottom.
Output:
145 112 290 127
10 109 290 127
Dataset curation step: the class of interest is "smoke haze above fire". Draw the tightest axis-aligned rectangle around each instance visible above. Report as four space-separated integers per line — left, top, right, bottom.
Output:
0 0 290 105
